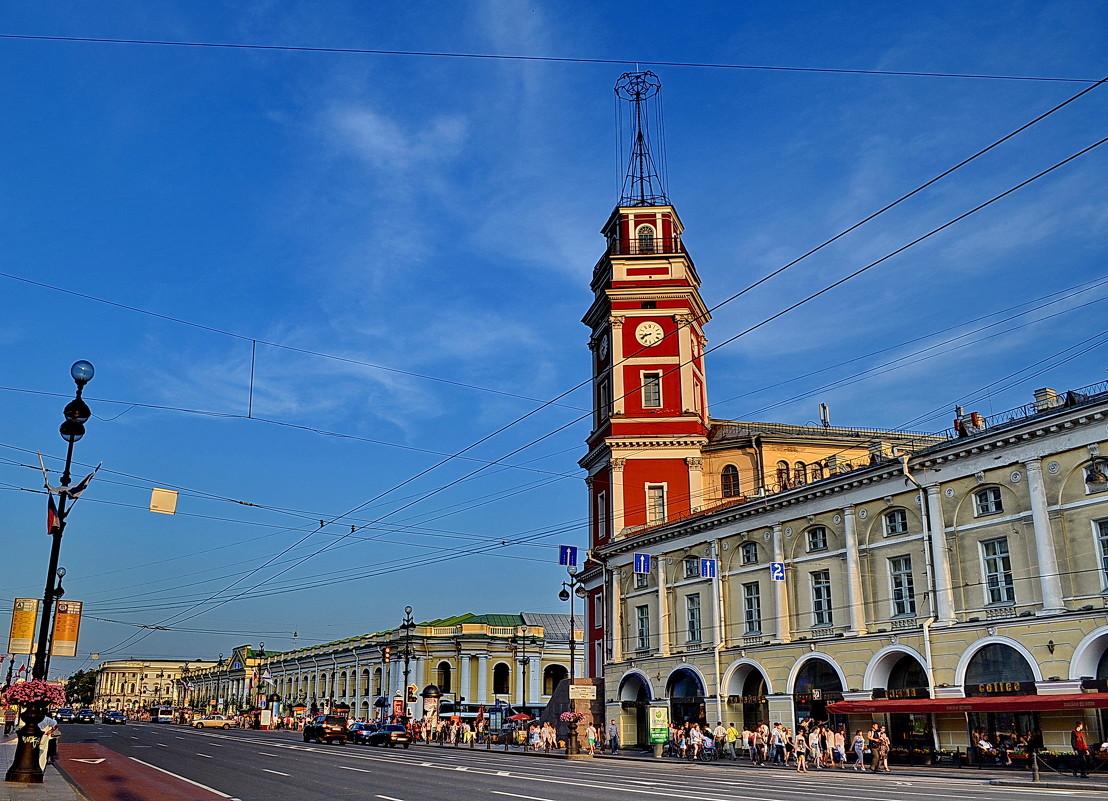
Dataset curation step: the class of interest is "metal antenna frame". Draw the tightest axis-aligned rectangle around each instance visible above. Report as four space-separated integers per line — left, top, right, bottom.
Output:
615 70 668 207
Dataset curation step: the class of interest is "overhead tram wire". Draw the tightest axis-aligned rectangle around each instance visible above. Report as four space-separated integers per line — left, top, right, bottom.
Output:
65 79 1108 649
102 133 1108 648
0 33 1097 84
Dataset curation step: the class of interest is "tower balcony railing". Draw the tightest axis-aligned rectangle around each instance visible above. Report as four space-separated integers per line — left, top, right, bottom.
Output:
608 236 682 256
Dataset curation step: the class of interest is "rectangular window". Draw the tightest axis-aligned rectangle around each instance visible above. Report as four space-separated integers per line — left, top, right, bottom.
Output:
635 605 650 651
596 491 608 541
634 572 648 589
889 555 916 617
597 379 611 423
642 372 662 408
646 485 666 525
741 542 758 565
742 582 761 635
683 557 700 579
685 594 702 643
811 570 833 627
593 593 603 627
1097 520 1108 586
982 537 1015 605
806 526 828 552
884 509 909 536
975 486 1003 516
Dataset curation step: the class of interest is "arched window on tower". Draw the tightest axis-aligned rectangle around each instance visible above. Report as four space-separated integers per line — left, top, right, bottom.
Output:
436 661 452 693
492 663 511 695
721 464 741 498
636 224 656 254
793 461 807 486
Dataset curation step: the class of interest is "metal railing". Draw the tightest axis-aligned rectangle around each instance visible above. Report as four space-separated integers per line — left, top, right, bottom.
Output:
607 236 682 256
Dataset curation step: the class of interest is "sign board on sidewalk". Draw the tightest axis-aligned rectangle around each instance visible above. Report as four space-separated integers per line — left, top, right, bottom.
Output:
8 598 39 654
51 600 83 657
648 706 670 744
568 685 597 700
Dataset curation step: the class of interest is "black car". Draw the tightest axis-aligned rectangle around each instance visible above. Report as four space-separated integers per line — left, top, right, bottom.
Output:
55 708 76 723
349 722 377 744
366 723 411 748
76 708 97 723
102 711 127 725
303 715 349 745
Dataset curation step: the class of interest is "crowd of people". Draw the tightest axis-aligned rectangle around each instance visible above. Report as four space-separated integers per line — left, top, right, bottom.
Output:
667 719 896 774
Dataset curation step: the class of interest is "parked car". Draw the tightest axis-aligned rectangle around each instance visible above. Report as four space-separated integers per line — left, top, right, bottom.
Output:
76 708 97 723
193 714 233 729
55 708 76 723
102 711 127 725
366 723 411 748
349 722 377 744
303 715 349 745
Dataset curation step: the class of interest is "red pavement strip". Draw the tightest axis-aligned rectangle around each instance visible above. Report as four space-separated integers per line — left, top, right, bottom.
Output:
57 742 235 801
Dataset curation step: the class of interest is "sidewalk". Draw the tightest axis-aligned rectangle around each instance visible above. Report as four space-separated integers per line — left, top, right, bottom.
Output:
0 732 84 801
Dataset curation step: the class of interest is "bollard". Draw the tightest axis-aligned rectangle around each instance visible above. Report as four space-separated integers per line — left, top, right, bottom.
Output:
1031 748 1040 783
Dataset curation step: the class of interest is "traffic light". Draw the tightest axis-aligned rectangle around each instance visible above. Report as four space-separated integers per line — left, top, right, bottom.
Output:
384 646 390 664
406 684 418 703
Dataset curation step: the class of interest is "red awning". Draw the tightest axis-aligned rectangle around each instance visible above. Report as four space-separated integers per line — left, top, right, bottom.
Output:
827 692 1108 715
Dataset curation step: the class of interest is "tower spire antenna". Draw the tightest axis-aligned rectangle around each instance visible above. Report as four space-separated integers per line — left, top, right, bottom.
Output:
615 70 668 207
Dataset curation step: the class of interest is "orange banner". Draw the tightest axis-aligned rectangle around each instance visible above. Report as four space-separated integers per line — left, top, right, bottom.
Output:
7 598 39 655
50 600 82 658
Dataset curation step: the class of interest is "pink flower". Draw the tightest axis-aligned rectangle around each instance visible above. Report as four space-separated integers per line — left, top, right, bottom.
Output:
3 680 67 707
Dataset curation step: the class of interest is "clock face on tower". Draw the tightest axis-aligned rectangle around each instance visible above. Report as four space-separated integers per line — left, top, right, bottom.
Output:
635 320 665 347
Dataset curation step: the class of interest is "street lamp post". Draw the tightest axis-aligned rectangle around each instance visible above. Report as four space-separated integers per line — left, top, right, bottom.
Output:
511 626 538 717
559 565 588 682
399 606 416 714
32 361 94 681
215 654 225 713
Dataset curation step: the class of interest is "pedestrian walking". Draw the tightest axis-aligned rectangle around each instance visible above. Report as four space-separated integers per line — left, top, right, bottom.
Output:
852 729 866 770
725 722 739 760
1072 721 1091 778
794 726 809 773
607 719 620 755
585 721 598 755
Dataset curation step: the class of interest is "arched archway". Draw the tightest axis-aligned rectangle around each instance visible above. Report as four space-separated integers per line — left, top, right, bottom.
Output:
542 664 567 696
666 667 706 726
961 640 1038 759
618 671 653 747
492 662 511 696
790 656 845 723
722 659 771 729
437 661 453 693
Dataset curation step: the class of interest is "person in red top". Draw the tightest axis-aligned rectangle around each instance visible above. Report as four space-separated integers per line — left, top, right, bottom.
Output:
1071 721 1091 778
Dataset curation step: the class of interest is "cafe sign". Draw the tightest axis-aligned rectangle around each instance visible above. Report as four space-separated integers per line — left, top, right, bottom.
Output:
965 680 1037 697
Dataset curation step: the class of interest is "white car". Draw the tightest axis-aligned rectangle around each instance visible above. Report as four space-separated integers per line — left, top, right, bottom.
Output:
194 714 233 729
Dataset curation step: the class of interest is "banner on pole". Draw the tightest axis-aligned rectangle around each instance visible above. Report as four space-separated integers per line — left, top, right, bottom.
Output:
8 598 39 655
50 600 83 658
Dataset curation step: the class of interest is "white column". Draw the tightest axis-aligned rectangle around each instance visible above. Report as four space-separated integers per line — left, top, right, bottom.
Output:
687 456 704 511
771 524 791 643
926 484 957 626
459 655 471 703
656 556 670 657
477 653 489 705
610 459 626 537
609 566 622 664
842 506 867 635
1025 457 1066 614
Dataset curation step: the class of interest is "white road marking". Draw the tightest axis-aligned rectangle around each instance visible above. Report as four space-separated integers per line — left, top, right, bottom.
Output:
262 768 290 776
256 752 280 757
156 743 167 748
197 753 213 758
376 796 404 801
129 757 233 798
339 766 372 773
492 792 557 801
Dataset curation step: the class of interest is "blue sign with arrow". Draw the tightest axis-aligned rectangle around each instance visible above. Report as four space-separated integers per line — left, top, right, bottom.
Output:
558 545 578 567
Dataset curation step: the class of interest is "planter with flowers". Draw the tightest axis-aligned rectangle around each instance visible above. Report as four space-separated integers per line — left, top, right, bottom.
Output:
560 711 585 756
4 680 67 784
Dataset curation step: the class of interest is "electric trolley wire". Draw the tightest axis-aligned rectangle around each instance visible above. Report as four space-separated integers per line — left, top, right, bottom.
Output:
0 33 1097 84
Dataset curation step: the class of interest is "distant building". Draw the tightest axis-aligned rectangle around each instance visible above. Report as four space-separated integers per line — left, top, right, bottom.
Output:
94 658 213 712
184 612 582 721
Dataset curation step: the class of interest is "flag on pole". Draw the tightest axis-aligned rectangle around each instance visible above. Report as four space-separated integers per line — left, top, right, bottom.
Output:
59 465 101 500
262 669 273 684
47 494 60 535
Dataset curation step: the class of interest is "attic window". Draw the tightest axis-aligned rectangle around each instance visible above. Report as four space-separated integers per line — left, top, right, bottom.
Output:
641 301 657 309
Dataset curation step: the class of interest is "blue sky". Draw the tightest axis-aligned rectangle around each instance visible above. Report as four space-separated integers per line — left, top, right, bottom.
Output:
1 1 1106 673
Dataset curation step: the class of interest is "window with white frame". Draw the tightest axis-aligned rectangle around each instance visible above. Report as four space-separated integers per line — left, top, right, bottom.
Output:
889 555 916 617
683 556 700 579
806 526 828 552
1097 519 1108 586
884 509 909 536
636 224 656 254
634 571 648 589
974 486 1003 516
742 581 761 635
811 570 833 627
642 371 662 408
646 485 666 525
597 378 611 423
982 537 1015 605
685 593 702 643
593 593 603 627
596 491 608 541
741 541 758 565
635 605 650 650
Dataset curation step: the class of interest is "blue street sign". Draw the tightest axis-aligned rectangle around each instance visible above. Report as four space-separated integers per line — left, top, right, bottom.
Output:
700 558 716 578
633 553 652 574
770 562 785 581
558 545 578 567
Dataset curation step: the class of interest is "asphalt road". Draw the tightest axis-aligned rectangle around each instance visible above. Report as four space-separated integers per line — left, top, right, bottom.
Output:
55 723 1108 801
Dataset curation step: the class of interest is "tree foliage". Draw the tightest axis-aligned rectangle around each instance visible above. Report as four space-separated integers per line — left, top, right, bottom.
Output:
65 669 97 704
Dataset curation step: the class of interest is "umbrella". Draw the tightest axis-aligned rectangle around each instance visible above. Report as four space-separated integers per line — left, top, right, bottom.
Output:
508 713 532 721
